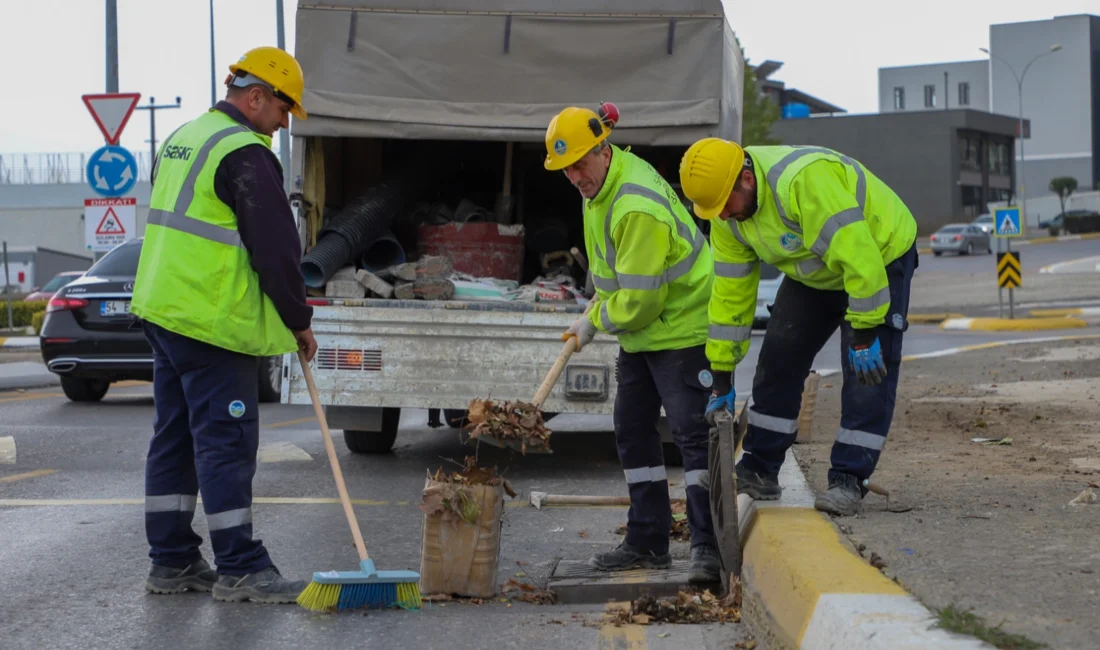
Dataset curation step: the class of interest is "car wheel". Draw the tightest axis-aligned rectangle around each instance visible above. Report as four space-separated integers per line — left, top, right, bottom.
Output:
258 355 282 403
60 377 109 402
343 407 400 454
965 242 974 255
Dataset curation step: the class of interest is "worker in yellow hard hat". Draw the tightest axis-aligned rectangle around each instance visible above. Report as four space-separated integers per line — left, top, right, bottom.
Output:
546 103 721 583
133 45 315 603
679 138 918 517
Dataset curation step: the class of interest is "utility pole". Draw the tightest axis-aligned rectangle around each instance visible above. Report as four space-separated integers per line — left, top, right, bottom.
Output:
276 0 291 194
135 97 182 182
106 0 118 93
3 241 13 331
943 71 948 110
209 0 217 107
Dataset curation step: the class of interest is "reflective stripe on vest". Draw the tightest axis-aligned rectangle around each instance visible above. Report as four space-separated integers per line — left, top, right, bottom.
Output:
590 182 707 293
147 125 250 249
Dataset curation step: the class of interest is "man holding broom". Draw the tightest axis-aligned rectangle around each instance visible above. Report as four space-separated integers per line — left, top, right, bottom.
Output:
544 103 721 583
132 46 317 603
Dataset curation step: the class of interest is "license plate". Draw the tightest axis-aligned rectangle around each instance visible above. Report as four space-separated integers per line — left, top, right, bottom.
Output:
564 364 609 401
100 300 131 317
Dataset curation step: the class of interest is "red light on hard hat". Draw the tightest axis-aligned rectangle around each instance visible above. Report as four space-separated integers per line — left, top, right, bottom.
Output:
598 101 620 128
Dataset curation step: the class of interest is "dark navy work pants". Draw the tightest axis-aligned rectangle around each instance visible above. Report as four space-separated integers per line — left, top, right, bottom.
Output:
142 321 273 576
740 244 918 483
614 344 716 555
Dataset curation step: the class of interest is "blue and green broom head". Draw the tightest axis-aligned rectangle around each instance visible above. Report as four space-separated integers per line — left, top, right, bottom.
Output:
296 559 422 612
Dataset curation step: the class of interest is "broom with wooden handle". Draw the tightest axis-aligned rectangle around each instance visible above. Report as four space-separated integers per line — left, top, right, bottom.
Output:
293 349 421 612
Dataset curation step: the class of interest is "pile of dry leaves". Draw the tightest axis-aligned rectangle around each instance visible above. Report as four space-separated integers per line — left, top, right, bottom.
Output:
419 456 516 525
501 578 556 605
605 588 741 626
615 500 691 542
465 398 552 453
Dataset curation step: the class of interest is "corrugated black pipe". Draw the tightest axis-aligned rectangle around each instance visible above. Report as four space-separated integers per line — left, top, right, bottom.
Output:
300 179 414 288
358 230 406 272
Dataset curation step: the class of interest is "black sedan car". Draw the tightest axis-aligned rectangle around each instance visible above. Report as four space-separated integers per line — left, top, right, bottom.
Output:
40 238 284 403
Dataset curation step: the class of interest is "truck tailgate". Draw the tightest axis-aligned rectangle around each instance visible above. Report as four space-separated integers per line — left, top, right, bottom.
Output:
281 300 620 415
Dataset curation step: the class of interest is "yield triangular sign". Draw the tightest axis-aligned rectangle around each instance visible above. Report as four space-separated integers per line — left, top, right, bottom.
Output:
96 207 126 235
83 93 141 145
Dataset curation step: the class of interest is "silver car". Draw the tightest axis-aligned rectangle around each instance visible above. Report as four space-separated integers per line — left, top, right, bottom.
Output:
972 213 994 234
930 223 992 256
754 263 783 328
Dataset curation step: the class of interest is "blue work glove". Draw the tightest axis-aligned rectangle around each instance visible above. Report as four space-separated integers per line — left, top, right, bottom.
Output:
848 328 887 386
705 370 735 424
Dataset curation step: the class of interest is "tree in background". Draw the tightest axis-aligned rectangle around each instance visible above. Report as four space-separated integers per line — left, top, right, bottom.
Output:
736 33 781 146
1048 176 1077 219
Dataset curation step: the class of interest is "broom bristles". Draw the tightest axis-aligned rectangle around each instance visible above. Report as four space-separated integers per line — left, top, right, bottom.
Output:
296 580 422 612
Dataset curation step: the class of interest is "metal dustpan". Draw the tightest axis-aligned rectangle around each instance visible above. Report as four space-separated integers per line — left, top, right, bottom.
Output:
462 335 581 455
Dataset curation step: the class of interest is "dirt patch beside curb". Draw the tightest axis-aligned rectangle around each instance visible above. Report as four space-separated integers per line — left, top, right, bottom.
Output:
793 337 1100 650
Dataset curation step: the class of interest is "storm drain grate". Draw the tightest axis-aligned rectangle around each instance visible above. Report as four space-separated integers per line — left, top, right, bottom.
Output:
547 559 712 604
316 348 382 372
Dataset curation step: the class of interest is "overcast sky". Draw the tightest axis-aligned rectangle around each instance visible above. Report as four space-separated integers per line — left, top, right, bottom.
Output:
1 0 1096 157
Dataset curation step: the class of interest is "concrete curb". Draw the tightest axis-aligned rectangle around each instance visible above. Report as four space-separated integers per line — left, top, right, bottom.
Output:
0 336 38 349
735 449 993 649
907 312 964 325
1029 307 1100 318
939 316 1088 331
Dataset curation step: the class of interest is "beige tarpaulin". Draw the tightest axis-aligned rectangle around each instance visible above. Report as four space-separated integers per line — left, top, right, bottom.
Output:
291 0 743 145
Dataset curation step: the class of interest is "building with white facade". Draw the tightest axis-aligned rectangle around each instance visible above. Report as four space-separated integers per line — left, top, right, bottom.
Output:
878 13 1100 225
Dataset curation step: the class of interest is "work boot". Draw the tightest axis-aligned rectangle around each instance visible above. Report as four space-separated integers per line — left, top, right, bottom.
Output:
736 462 782 500
145 559 217 594
588 542 671 571
688 544 722 583
814 471 864 517
212 566 307 604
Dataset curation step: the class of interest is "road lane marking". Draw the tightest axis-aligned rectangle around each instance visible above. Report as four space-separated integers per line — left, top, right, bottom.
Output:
0 436 14 464
264 416 316 429
0 469 58 484
0 392 64 404
1039 254 1100 274
257 441 312 462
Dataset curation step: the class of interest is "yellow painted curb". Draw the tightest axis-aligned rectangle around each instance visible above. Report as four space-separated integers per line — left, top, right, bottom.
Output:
917 247 932 255
743 507 906 647
940 316 1088 331
907 312 964 324
1024 231 1100 245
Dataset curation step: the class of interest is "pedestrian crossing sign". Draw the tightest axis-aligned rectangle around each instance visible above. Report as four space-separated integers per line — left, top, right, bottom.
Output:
994 206 1023 238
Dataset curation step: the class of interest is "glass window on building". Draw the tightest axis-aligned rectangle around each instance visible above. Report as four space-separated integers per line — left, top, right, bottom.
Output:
893 87 905 110
960 135 982 173
924 85 936 108
961 185 984 218
958 82 970 106
989 140 1011 176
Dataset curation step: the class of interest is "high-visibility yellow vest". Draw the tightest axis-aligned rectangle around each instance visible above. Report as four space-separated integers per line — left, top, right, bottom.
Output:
131 109 298 357
707 145 917 371
583 145 714 353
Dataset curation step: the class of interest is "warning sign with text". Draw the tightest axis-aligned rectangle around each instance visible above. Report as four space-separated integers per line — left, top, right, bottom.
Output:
85 197 136 251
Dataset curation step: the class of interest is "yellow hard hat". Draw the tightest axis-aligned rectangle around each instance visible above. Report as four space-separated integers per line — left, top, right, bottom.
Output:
679 138 746 220
544 103 618 171
228 46 308 120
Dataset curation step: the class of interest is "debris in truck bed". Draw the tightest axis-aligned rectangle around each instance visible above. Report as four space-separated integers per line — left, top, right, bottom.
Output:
393 277 455 301
603 588 741 626
419 456 516 525
355 269 394 298
465 398 552 453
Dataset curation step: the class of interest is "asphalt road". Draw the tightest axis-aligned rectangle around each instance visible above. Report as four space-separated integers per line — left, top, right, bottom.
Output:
4 322 1093 649
917 237 1099 273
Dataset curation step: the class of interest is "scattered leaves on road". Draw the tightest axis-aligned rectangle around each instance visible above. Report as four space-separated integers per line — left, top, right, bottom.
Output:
501 578 556 605
603 588 741 626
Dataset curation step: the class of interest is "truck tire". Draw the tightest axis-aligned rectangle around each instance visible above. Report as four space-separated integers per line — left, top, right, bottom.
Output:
60 377 109 402
343 407 401 454
257 355 282 403
443 408 469 429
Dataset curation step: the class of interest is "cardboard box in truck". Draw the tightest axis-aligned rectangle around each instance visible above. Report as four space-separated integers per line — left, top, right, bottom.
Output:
280 0 744 456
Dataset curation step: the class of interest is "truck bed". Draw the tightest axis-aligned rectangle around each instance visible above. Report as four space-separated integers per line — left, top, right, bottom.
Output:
281 298 621 415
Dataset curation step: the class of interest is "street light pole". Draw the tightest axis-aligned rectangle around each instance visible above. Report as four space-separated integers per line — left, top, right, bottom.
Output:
979 44 1062 224
135 97 182 182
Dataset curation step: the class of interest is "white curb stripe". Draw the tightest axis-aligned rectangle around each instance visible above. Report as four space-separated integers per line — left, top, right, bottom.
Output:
0 436 15 464
802 594 992 650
